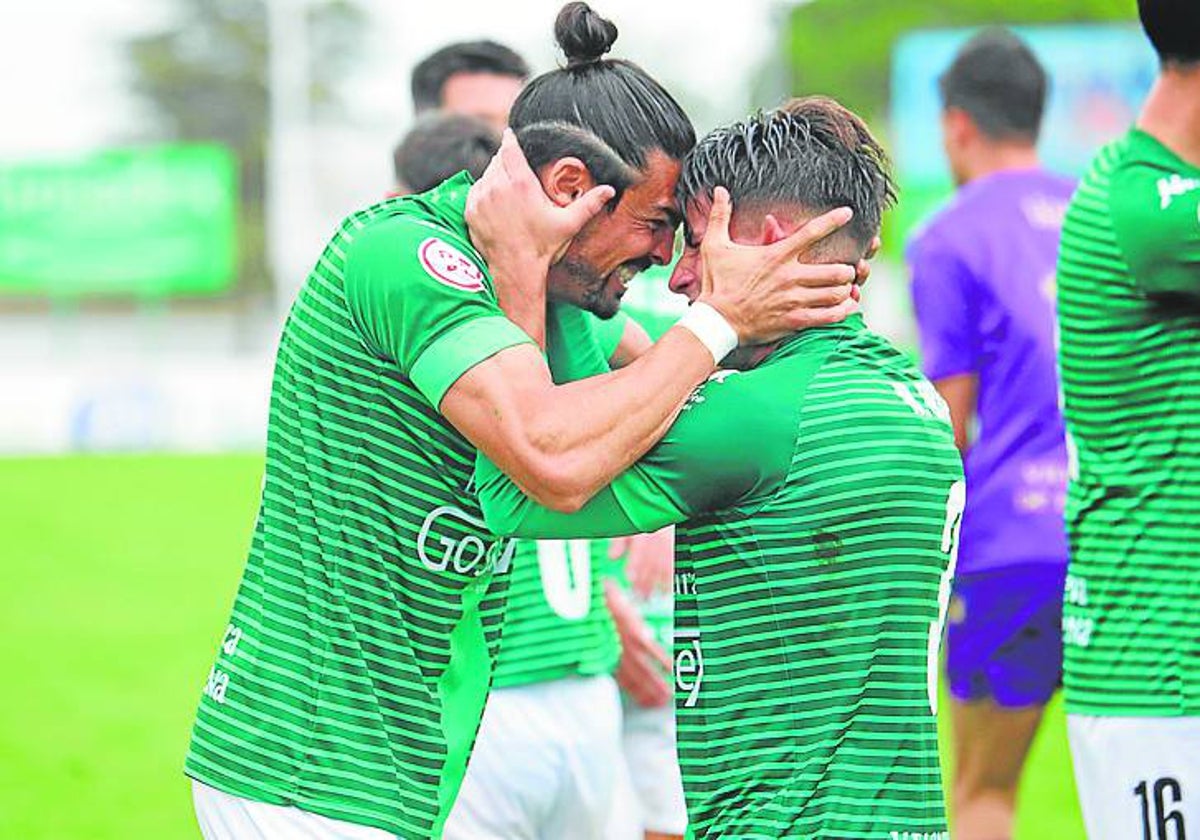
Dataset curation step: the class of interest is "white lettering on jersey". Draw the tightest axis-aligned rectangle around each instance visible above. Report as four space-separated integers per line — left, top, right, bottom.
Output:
417 505 515 576
683 369 740 412
1157 173 1200 210
1065 574 1089 607
1022 195 1068 230
927 481 966 714
674 571 697 596
418 237 485 292
536 539 592 620
1063 615 1095 648
893 380 951 425
675 628 704 708
204 666 230 704
221 624 243 657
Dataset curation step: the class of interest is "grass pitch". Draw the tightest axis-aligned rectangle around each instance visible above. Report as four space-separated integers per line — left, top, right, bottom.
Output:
0 454 1084 838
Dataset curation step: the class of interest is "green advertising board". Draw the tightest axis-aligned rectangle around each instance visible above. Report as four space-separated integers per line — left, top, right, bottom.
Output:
0 144 237 296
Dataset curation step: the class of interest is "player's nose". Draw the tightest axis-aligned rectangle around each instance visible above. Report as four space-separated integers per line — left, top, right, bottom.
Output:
668 260 699 302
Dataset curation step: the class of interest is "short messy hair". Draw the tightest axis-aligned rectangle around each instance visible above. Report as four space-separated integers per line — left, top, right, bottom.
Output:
677 96 896 249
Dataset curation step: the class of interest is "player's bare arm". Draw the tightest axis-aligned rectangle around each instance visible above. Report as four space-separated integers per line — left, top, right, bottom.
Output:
932 373 977 453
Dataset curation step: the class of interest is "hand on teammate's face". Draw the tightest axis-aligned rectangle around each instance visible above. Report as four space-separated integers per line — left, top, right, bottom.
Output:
464 129 614 279
694 187 861 345
605 580 673 708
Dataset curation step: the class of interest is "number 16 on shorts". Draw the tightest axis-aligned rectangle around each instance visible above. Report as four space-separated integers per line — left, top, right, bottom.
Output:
1136 778 1187 840
1068 715 1200 840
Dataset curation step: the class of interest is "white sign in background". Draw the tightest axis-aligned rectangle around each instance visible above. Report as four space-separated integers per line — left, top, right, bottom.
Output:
0 359 272 454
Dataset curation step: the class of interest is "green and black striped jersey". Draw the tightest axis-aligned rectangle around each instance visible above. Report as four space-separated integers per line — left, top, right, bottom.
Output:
491 538 619 689
1057 128 1200 717
185 173 542 837
479 314 962 838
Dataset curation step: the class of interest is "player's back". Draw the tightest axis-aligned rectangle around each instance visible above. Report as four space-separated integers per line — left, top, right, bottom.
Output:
673 316 962 839
1057 128 1200 716
907 170 1074 573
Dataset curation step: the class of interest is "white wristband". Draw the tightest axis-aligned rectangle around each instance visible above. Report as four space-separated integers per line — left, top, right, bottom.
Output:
677 302 738 365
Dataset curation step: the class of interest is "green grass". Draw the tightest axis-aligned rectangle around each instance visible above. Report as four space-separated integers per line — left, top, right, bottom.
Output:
0 455 262 840
0 455 1085 839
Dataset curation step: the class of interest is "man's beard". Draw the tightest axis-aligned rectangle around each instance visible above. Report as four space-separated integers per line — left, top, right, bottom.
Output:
555 256 628 319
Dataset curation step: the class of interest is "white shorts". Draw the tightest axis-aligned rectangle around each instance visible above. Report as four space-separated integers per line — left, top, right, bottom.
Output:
443 674 623 840
192 780 397 839
1068 714 1200 840
608 698 688 838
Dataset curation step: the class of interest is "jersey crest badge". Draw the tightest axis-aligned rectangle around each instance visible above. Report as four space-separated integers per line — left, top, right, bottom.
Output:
418 237 485 292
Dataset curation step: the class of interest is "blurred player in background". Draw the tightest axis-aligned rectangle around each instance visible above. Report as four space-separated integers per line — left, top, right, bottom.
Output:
906 29 1073 840
411 39 530 130
477 97 960 839
1056 1 1200 837
392 113 500 196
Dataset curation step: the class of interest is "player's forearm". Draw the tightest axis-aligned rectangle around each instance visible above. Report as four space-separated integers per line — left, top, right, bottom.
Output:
476 453 686 538
510 326 713 510
445 328 713 513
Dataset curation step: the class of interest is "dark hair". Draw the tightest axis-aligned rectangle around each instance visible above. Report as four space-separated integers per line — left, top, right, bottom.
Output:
516 121 638 203
411 40 531 113
938 27 1047 142
507 2 695 172
392 114 500 194
677 96 897 250
1138 0 1200 67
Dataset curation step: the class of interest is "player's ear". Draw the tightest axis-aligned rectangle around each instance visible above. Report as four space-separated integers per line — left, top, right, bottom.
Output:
760 213 790 246
540 157 597 208
943 108 974 148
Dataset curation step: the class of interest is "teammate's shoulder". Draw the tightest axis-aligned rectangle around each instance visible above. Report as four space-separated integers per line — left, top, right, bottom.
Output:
1107 132 1200 290
1110 133 1200 221
679 366 797 437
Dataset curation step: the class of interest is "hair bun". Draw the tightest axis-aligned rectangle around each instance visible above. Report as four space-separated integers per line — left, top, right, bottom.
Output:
554 2 618 67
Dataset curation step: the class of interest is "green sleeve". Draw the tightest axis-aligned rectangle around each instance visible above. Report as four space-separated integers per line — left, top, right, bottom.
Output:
1111 156 1200 298
586 310 630 366
545 303 613 383
476 367 798 539
342 217 535 407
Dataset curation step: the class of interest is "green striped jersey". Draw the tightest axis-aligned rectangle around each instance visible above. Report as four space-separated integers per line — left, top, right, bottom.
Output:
1056 128 1200 717
479 314 962 837
184 173 541 837
491 538 619 688
607 266 688 651
490 303 621 689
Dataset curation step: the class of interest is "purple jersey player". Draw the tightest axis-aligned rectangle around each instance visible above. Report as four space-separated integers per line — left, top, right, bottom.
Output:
906 29 1072 840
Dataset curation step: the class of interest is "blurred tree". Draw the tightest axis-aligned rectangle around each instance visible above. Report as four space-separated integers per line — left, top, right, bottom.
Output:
787 0 1137 125
124 0 365 293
